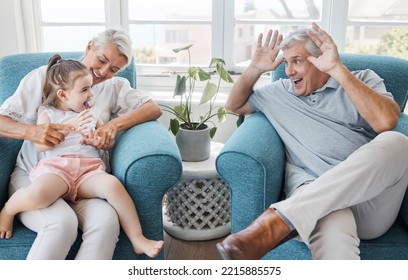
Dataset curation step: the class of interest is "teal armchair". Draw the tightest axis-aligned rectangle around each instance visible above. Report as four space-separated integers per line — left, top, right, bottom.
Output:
216 54 408 259
0 52 182 260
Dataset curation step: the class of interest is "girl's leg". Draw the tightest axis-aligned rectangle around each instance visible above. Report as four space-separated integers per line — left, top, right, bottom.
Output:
8 167 78 259
0 174 68 239
77 173 164 258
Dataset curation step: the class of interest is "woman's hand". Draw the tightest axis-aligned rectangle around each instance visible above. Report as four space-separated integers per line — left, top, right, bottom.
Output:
30 123 75 149
95 122 118 149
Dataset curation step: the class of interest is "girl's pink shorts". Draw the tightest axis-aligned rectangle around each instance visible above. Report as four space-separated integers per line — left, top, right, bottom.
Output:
30 156 106 202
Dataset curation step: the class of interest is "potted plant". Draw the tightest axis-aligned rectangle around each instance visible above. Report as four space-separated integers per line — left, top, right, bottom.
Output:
160 44 234 162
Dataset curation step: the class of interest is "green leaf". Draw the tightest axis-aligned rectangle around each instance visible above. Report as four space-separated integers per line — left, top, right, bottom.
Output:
168 47 234 137
188 67 198 79
197 68 211 81
200 82 218 104
173 44 193 53
217 107 227 122
170 118 180 136
217 64 234 83
174 75 187 97
236 114 245 127
209 58 224 67
209 127 217 139
174 104 186 119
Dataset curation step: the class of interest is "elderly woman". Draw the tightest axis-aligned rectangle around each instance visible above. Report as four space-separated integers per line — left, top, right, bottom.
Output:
0 29 162 259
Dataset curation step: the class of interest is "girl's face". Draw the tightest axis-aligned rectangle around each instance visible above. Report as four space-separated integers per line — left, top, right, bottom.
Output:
82 42 128 85
58 73 93 112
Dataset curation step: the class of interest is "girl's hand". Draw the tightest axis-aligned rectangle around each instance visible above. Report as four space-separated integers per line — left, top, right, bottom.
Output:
80 129 102 147
80 129 115 149
64 109 93 133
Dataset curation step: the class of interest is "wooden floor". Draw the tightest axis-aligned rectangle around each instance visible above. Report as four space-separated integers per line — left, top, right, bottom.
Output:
163 230 226 260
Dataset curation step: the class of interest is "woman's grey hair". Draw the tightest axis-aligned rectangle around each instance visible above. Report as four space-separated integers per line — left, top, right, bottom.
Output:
279 28 322 57
92 29 133 67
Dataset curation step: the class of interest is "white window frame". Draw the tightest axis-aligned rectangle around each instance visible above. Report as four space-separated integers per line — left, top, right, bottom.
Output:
22 0 408 93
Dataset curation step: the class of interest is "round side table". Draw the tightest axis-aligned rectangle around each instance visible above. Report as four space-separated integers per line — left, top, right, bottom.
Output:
163 142 231 241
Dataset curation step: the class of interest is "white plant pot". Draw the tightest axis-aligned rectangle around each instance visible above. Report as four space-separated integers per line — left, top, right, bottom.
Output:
176 123 211 162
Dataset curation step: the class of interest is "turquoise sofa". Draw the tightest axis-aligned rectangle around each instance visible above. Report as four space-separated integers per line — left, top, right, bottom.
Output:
216 53 408 259
0 52 182 259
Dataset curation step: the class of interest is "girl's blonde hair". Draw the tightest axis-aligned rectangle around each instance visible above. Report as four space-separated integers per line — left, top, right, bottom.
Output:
42 54 89 107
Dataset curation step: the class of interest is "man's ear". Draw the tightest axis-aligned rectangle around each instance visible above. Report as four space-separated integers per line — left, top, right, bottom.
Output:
56 89 67 101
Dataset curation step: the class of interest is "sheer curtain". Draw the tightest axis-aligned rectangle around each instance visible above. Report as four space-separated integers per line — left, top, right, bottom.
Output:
0 0 27 56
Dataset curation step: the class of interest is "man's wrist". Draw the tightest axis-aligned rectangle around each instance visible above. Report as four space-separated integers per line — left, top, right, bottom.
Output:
328 63 349 84
244 64 266 82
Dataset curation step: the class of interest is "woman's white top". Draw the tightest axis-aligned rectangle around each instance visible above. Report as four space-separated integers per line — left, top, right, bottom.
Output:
0 65 152 173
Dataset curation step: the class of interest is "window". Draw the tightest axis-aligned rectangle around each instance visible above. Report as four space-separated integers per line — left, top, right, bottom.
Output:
230 0 326 68
126 0 214 67
345 0 408 59
36 0 106 52
25 0 408 94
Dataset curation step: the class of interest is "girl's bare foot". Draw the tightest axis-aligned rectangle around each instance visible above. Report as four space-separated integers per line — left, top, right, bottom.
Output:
133 236 164 258
0 208 14 239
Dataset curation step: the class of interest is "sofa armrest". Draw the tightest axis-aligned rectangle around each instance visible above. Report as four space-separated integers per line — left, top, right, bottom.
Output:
216 112 285 232
110 120 182 259
394 113 408 135
394 113 408 226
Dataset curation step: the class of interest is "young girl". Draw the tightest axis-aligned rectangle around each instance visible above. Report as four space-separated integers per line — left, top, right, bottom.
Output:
0 54 164 258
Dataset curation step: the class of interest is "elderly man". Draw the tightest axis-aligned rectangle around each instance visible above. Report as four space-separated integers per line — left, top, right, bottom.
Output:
216 23 408 260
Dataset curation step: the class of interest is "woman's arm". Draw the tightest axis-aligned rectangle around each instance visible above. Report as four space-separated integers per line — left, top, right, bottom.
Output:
0 66 74 146
109 100 162 131
95 100 162 148
0 114 74 147
34 110 54 152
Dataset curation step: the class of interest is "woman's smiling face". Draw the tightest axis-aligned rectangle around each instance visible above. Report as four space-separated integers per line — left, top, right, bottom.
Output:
282 42 329 96
82 42 128 85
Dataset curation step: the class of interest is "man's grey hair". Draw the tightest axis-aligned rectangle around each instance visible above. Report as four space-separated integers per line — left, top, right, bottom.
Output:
92 29 133 67
279 28 322 57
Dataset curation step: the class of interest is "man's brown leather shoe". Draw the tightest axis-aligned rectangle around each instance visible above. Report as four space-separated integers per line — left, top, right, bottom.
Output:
216 208 297 260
